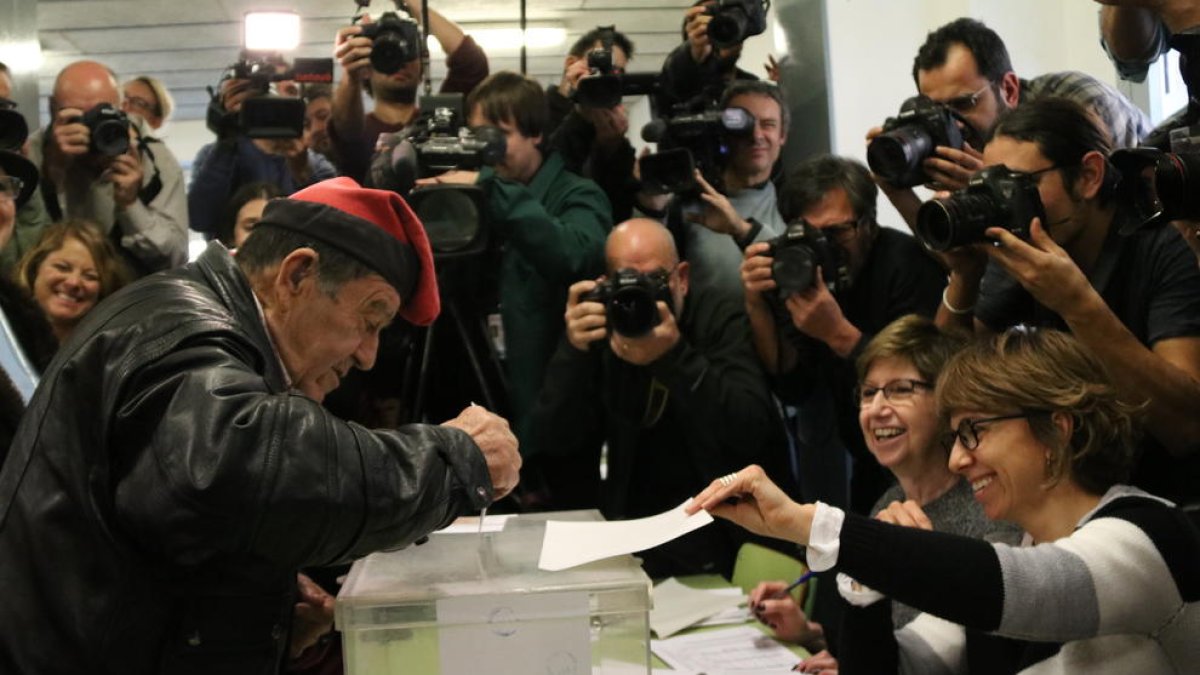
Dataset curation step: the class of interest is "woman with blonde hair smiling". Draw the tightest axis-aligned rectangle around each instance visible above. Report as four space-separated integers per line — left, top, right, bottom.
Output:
690 328 1200 674
16 220 131 344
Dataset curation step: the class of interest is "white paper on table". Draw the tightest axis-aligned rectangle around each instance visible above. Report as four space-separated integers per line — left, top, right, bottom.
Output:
651 625 799 674
538 501 714 571
651 578 746 638
437 591 590 675
436 514 514 534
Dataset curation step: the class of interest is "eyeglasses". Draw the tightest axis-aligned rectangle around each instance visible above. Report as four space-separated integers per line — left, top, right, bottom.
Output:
123 95 160 116
1011 164 1065 185
0 176 24 202
816 218 866 244
856 379 932 408
940 83 992 113
942 412 1046 451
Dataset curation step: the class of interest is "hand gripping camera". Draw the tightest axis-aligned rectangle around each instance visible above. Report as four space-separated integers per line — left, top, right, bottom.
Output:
705 0 770 49
867 95 964 188
74 103 131 157
914 166 1046 251
766 221 850 297
582 268 674 338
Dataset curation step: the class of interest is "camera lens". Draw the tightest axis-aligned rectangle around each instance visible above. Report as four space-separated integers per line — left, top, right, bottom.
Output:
415 189 483 255
1155 152 1200 221
91 118 130 156
771 245 818 296
371 34 413 75
867 126 934 187
608 286 659 338
915 193 998 251
708 9 748 47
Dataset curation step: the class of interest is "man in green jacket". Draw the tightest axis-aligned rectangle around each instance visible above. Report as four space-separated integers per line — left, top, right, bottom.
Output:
418 71 612 501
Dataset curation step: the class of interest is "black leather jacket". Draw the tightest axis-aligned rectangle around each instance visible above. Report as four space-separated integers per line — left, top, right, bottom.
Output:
0 243 492 674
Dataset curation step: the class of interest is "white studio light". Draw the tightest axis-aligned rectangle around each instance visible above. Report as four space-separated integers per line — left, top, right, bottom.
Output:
243 11 301 52
0 41 44 75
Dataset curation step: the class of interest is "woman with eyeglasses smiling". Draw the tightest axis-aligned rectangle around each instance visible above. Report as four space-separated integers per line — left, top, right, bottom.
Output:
749 315 1015 670
689 327 1200 674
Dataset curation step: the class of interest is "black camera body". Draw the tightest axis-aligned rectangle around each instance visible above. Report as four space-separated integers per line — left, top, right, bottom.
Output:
360 10 422 75
1110 147 1200 229
76 103 131 157
868 95 964 188
212 53 331 139
640 106 755 195
705 0 769 49
413 126 507 174
915 166 1046 251
766 221 850 297
582 268 674 338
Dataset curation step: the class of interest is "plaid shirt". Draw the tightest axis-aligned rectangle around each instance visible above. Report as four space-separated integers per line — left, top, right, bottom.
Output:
1021 71 1152 149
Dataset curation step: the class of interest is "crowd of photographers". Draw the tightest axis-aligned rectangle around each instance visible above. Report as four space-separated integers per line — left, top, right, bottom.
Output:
2 0 1200 671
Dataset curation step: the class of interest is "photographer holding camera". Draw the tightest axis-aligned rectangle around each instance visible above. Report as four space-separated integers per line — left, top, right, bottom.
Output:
656 0 767 116
188 59 338 240
547 27 640 224
331 0 488 183
932 96 1200 507
415 72 611 460
652 80 790 308
28 61 187 276
531 218 788 577
873 18 1150 230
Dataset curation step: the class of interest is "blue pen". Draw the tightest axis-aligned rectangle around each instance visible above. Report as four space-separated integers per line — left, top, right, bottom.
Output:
764 570 815 604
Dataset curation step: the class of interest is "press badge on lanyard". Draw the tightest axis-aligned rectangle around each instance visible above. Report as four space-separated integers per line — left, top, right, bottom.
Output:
487 313 506 361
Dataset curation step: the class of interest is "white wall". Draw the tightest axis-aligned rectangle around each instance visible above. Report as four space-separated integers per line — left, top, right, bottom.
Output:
822 0 1126 229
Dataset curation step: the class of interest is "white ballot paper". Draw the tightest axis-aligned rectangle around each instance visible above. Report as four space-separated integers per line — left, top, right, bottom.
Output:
538 501 713 571
651 579 745 638
651 625 798 674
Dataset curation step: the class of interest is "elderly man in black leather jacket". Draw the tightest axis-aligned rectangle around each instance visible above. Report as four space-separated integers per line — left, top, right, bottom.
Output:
0 178 520 674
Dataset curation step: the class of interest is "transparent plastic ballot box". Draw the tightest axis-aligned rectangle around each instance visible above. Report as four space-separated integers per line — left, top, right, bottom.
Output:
336 510 653 675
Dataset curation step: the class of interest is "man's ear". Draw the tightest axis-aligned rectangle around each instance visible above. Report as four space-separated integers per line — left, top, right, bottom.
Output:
275 247 320 297
675 260 690 296
1075 150 1107 201
998 72 1020 109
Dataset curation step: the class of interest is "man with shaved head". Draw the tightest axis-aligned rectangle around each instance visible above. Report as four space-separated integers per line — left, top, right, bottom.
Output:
27 60 187 276
531 218 789 578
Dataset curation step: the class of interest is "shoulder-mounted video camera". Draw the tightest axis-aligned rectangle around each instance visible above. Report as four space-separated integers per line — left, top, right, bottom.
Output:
639 105 755 195
705 0 769 49
868 95 964 188
355 3 423 75
582 268 674 338
915 165 1045 251
766 221 850 297
208 52 334 139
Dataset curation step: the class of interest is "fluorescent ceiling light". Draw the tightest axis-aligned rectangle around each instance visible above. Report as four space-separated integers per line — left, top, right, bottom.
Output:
460 27 568 53
244 11 301 51
0 41 43 75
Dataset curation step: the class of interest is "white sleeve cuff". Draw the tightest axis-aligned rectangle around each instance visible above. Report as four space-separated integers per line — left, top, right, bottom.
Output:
836 572 886 607
804 501 844 572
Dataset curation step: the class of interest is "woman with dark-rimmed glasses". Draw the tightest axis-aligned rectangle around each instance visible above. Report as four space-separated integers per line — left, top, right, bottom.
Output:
690 327 1200 674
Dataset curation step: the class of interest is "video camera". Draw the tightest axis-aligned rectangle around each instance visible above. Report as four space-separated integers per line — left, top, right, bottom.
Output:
70 103 130 157
368 94 506 260
765 221 850 297
1110 146 1200 230
222 53 333 139
639 105 755 195
705 0 769 49
355 5 423 75
914 166 1045 251
867 95 964 188
582 268 674 338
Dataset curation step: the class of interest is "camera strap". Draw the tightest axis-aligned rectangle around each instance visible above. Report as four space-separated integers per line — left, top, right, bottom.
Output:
135 133 164 206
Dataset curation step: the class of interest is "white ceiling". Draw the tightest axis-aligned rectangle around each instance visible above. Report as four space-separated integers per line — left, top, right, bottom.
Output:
34 0 692 123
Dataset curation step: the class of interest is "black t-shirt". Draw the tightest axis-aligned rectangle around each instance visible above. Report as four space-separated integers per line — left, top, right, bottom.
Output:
976 222 1200 505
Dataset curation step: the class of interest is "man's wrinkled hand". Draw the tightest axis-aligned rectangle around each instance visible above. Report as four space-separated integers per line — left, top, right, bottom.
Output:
289 573 335 660
443 405 521 500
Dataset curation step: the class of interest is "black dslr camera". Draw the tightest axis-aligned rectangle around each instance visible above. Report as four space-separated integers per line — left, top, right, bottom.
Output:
582 268 673 338
867 95 964 188
1110 147 1200 229
74 103 131 157
640 106 755 195
705 0 769 49
574 26 623 109
915 166 1046 251
358 8 422 75
766 221 850 297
